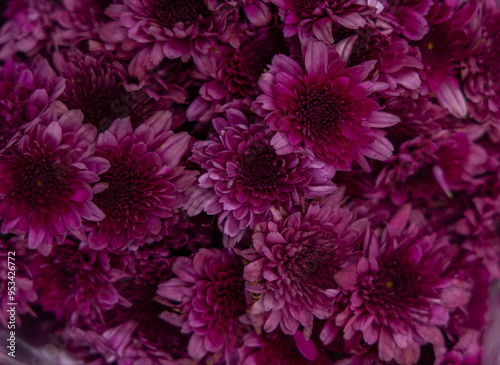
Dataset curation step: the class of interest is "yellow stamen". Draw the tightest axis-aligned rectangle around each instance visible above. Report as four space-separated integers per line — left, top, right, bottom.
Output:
386 281 394 289
428 42 434 50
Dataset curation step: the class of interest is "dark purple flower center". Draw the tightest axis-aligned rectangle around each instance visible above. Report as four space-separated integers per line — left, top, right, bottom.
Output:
151 0 209 28
239 145 280 189
364 262 419 302
12 156 68 208
296 90 346 138
293 0 322 14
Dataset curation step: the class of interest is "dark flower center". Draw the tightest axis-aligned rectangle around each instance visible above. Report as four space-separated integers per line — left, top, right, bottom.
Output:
151 0 209 28
12 157 67 208
239 145 280 189
296 90 345 138
417 25 452 67
366 262 419 302
293 0 322 14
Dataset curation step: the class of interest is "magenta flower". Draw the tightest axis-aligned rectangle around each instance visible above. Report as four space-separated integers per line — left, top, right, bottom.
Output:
334 26 423 96
331 205 471 364
269 0 382 44
87 112 198 251
377 0 433 41
0 236 37 327
238 328 333 365
415 0 480 118
0 110 108 255
30 240 130 325
103 258 190 362
99 0 240 79
0 0 61 59
256 40 399 171
53 50 187 133
186 108 336 246
158 248 248 361
462 8 500 142
0 56 65 150
240 189 368 338
53 0 113 48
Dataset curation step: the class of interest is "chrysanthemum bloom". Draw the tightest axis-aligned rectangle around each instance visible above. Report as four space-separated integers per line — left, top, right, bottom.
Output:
53 50 187 133
158 248 248 361
240 189 368 338
238 328 333 365
30 240 130 325
194 27 288 105
53 0 113 49
269 0 382 44
331 205 471 364
376 131 487 204
240 0 273 27
414 0 480 118
104 258 190 362
0 56 65 150
383 94 446 149
375 0 433 41
0 110 109 255
99 0 240 79
0 236 37 327
87 112 197 250
0 0 61 59
461 8 500 141
334 26 423 96
186 108 336 246
256 41 399 171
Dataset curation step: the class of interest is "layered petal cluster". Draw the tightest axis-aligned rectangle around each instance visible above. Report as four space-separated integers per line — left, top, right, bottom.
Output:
0 0 61 59
87 112 197 250
240 189 368 338
30 240 130 325
331 206 471 364
414 0 480 118
103 257 190 361
0 56 65 150
256 41 399 171
53 49 187 132
269 0 382 43
53 0 113 48
334 26 423 96
186 108 336 245
376 131 487 204
99 0 240 79
0 110 108 254
158 248 247 361
238 328 332 365
461 8 500 141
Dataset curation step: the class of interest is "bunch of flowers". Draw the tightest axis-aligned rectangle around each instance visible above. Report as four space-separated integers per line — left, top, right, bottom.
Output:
0 0 499 364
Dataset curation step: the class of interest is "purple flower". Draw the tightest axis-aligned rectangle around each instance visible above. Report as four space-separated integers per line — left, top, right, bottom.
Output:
269 0 381 44
240 189 368 338
414 0 480 118
186 108 336 246
0 236 37 327
87 112 197 250
0 56 65 150
238 328 333 365
334 26 423 96
99 0 240 79
53 0 113 49
331 205 471 364
256 40 399 171
0 0 61 59
0 110 108 254
461 8 500 142
158 248 248 361
377 0 433 41
30 240 130 325
53 50 187 133
103 258 190 362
